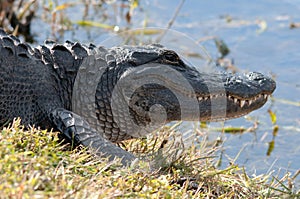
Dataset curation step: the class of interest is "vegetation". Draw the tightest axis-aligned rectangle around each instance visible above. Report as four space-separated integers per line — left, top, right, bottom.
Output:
0 119 298 198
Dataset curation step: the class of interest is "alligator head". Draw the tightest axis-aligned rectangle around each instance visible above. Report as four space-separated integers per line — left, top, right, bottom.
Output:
92 44 276 141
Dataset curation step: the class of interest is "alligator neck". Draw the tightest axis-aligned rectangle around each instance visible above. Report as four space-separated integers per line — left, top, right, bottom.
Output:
34 41 91 110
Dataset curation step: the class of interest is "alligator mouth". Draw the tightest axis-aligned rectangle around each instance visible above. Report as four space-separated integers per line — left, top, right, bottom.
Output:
193 92 272 121
196 93 270 108
226 93 269 108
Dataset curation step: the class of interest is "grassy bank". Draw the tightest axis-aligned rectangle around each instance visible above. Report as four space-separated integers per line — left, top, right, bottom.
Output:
0 119 298 198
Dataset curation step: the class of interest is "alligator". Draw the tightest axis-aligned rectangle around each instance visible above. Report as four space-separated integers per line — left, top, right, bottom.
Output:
0 29 276 165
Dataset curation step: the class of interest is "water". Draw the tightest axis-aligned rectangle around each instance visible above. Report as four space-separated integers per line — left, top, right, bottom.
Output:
29 0 300 184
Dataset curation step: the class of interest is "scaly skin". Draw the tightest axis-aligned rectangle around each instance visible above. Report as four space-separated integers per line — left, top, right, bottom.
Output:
0 29 276 165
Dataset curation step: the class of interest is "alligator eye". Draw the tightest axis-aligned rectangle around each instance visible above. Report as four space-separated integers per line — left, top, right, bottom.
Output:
164 52 179 63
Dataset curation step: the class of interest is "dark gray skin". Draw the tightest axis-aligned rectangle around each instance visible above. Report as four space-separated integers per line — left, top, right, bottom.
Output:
0 29 276 165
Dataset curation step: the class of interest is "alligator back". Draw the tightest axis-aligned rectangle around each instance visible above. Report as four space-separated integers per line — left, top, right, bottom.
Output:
0 29 110 128
0 30 48 125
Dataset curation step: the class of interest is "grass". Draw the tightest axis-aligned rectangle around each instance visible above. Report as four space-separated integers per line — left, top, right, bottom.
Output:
1 119 299 198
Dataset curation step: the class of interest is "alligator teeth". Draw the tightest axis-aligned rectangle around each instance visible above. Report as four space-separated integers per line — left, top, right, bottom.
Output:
199 93 269 106
233 98 238 103
198 96 211 101
240 100 245 108
248 100 252 106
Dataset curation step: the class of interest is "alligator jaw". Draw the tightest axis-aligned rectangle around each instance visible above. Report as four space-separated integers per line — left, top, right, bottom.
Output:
197 93 270 108
183 70 276 122
195 92 271 121
127 69 276 124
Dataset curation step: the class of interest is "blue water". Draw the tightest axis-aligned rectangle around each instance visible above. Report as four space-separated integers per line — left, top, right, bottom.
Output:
30 0 300 185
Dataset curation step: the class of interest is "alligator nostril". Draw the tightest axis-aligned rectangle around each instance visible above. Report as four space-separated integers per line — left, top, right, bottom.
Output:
246 72 265 81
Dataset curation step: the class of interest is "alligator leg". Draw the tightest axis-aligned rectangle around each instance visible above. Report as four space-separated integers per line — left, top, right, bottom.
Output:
49 108 136 166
